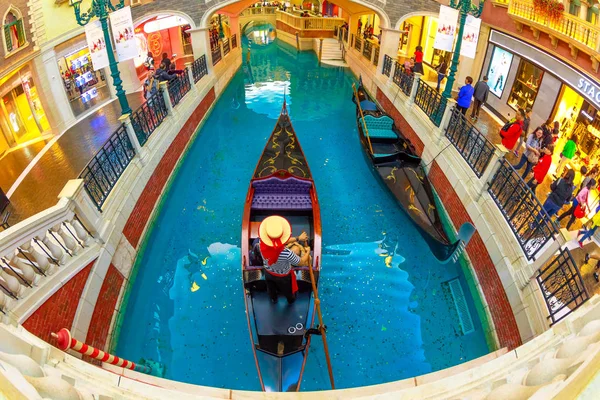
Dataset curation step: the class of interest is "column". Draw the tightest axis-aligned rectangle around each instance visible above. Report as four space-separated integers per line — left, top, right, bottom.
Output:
116 59 142 94
190 27 214 75
348 14 359 47
31 48 76 134
377 28 401 74
229 15 240 41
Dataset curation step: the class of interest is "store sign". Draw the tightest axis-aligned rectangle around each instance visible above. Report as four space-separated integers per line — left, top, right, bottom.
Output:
110 6 138 62
433 5 459 52
460 15 481 59
577 78 600 107
85 20 110 70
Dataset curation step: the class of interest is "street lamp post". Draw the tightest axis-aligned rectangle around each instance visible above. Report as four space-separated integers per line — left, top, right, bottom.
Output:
70 0 132 115
442 0 485 100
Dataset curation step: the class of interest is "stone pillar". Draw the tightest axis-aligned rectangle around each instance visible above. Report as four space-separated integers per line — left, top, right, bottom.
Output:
190 27 213 75
408 72 422 106
116 59 142 94
377 28 401 74
119 114 147 163
159 82 174 115
437 98 456 139
229 15 240 40
348 14 359 44
184 62 196 88
477 145 508 196
31 48 76 134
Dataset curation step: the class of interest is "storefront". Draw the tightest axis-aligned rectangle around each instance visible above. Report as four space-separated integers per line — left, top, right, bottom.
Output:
55 35 111 118
481 30 600 164
0 64 50 155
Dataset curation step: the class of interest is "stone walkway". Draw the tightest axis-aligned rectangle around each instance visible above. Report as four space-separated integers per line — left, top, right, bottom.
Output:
1 92 145 224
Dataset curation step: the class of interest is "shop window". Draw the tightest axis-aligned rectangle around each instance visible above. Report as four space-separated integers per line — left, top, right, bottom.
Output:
3 7 26 55
587 6 599 24
507 59 544 112
569 0 581 17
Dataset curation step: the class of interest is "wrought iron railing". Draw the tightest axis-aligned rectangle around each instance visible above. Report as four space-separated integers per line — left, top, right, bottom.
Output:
414 79 446 126
212 45 222 66
382 55 393 76
487 158 559 261
168 73 191 107
393 62 414 96
190 55 208 83
537 248 589 324
373 46 379 66
363 40 372 60
354 36 362 51
223 38 231 56
130 91 168 146
445 107 495 178
79 126 136 211
343 27 348 43
231 34 237 49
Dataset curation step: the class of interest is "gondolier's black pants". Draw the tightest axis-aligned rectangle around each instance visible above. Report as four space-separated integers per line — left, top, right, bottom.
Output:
265 272 296 304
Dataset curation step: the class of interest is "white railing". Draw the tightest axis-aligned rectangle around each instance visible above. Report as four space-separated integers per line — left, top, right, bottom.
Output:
240 6 277 16
276 10 345 31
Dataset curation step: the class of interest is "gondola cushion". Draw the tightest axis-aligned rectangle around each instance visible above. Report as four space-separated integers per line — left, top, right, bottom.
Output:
252 177 312 210
364 115 398 139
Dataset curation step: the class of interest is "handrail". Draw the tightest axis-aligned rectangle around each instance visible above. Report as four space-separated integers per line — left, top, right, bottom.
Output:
352 83 374 154
275 10 344 31
307 256 335 389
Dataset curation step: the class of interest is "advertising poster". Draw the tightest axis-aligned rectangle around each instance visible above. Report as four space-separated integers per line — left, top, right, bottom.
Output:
110 6 138 61
487 47 513 98
433 5 459 52
460 15 481 59
85 20 109 70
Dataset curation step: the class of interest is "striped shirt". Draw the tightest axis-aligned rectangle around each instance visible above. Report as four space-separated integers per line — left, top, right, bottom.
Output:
261 248 300 275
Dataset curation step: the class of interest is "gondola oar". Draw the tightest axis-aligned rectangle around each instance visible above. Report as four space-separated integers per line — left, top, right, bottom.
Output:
306 256 335 389
352 83 374 155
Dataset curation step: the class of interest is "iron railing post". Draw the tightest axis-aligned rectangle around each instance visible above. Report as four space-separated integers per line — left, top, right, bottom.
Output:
159 82 174 116
437 99 456 139
184 63 196 91
119 114 146 165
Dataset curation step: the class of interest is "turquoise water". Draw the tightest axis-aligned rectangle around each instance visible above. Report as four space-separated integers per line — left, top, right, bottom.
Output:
115 36 490 391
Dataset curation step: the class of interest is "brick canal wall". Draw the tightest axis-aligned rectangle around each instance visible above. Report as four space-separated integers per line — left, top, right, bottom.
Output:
376 88 522 351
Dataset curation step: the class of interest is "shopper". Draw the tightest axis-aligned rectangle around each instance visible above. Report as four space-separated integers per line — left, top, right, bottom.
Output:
168 64 184 76
514 108 532 157
143 71 158 99
513 127 542 178
143 52 155 71
412 46 424 75
499 112 524 151
557 178 595 230
581 165 599 190
555 134 578 177
527 144 554 192
435 59 448 92
470 76 490 122
154 62 176 82
456 76 474 116
541 119 555 149
538 169 576 223
577 205 600 248
161 52 171 69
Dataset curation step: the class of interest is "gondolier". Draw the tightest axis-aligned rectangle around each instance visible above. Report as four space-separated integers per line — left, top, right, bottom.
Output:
255 216 311 304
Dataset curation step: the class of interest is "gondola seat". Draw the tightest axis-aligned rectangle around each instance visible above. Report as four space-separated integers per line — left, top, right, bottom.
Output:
360 100 378 111
252 177 312 210
364 115 398 139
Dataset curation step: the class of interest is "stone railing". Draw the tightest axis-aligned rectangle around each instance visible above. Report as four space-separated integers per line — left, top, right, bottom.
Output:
509 0 600 60
276 10 344 38
240 6 278 16
350 33 381 69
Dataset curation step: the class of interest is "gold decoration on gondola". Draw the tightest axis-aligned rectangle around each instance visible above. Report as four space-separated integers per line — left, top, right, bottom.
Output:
409 169 424 183
288 166 307 177
286 151 304 166
258 166 277 177
427 203 436 218
405 185 415 203
408 204 423 215
262 151 281 166
271 127 282 149
385 167 398 183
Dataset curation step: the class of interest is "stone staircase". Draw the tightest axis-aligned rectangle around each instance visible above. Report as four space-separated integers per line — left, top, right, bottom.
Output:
314 38 346 66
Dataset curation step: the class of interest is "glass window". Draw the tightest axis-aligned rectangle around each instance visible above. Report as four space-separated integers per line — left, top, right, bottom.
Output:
487 46 514 98
569 3 581 16
3 9 26 53
588 8 599 24
507 59 544 112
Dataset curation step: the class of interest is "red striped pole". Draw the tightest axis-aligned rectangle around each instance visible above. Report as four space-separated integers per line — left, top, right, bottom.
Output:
51 328 151 374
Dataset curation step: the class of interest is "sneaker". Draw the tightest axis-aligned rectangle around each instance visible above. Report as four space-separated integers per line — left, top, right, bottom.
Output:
586 253 591 264
579 241 584 249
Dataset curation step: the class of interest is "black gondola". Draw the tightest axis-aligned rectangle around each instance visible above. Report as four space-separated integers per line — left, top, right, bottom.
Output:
351 82 474 263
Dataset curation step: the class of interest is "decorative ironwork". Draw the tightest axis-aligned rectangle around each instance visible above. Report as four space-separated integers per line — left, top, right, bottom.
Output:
537 248 589 325
362 40 372 60
392 62 414 96
79 125 135 211
212 45 222 66
354 36 362 51
223 38 230 56
445 107 495 178
382 55 393 76
130 91 168 146
231 34 238 49
488 158 559 260
190 55 208 83
414 79 447 127
343 28 348 43
168 73 191 106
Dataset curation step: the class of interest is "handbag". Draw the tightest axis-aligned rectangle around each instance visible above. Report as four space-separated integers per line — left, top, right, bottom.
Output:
527 152 539 164
574 204 586 219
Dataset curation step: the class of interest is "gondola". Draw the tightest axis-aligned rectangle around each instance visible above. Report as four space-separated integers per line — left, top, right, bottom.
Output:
351 82 474 263
241 100 322 392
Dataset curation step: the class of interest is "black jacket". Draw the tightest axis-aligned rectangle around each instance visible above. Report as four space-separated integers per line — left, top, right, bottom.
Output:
155 68 175 82
548 178 574 206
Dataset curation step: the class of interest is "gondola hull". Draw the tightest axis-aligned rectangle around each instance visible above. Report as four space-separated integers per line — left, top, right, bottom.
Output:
241 103 322 392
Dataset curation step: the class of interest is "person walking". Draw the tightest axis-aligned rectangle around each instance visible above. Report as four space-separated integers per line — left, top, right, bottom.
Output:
499 112 524 151
412 46 424 75
456 76 474 116
555 134 578 177
557 178 595 230
435 59 448 92
470 76 490 121
514 108 532 157
143 52 155 71
512 127 543 178
527 144 554 192
537 169 575 225
577 205 600 248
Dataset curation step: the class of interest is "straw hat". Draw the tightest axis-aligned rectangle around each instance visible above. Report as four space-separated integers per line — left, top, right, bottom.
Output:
259 216 292 247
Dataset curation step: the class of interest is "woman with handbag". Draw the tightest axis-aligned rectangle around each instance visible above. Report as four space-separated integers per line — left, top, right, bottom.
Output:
557 178 596 230
512 127 543 178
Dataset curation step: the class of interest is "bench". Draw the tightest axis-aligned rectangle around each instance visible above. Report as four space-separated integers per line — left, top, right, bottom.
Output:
364 115 398 140
251 177 312 211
